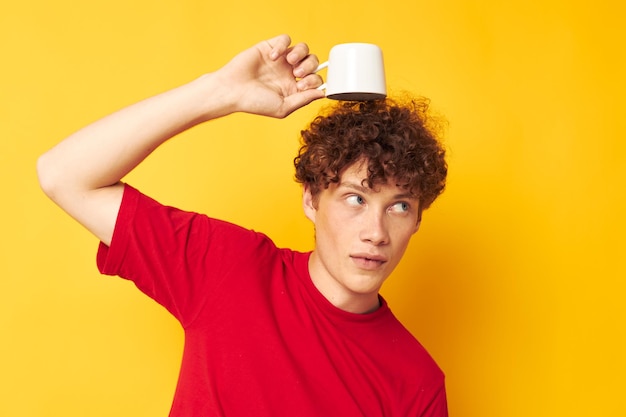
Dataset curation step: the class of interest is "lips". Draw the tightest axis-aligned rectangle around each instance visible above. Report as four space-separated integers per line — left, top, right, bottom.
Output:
350 253 387 270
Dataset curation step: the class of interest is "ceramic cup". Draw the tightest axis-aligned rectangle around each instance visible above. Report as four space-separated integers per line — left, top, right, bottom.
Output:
316 43 387 101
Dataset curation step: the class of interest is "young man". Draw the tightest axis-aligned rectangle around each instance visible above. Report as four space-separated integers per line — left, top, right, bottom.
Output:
37 34 448 416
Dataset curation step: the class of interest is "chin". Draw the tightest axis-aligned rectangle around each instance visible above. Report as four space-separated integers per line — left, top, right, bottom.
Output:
346 278 385 296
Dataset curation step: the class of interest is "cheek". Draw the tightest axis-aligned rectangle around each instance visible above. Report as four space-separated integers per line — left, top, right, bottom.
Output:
390 224 418 249
313 210 337 239
317 216 347 244
315 212 355 250
319 201 355 227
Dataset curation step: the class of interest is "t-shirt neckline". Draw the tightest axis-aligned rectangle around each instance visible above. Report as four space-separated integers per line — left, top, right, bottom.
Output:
293 251 390 324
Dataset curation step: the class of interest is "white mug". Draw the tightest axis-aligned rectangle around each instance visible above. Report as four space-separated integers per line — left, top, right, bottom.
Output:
316 43 387 101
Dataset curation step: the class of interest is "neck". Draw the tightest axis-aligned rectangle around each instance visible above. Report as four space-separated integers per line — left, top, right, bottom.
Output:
308 252 382 314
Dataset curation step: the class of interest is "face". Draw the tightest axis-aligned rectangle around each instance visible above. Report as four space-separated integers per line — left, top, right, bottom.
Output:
303 160 421 314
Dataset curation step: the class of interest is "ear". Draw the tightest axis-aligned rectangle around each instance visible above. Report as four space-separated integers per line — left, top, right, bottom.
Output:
302 185 317 223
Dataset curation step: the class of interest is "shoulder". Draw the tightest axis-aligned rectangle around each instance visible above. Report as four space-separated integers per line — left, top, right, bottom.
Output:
375 308 445 382
115 184 281 258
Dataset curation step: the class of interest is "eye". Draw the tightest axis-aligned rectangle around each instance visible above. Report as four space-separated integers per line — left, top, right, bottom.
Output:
390 201 410 213
346 195 365 206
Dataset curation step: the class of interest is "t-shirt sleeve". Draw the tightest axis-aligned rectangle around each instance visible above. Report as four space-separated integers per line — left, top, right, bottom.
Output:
96 184 268 327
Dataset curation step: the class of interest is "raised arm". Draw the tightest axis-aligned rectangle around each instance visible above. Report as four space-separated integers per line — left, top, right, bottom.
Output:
37 34 324 246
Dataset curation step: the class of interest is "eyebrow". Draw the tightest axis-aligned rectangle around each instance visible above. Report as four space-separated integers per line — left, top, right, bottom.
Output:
338 181 418 200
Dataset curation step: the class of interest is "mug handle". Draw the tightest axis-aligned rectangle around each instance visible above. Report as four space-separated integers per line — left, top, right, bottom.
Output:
315 61 329 91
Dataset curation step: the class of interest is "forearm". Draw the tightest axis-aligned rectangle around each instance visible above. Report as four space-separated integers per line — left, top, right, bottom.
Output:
37 73 227 197
36 73 232 245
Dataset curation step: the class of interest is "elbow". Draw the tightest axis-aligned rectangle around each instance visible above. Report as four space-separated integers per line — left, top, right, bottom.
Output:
36 152 60 201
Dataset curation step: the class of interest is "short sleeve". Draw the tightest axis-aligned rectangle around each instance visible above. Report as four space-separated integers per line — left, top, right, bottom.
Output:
96 184 265 327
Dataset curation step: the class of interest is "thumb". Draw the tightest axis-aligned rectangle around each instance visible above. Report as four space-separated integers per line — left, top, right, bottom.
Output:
280 89 326 117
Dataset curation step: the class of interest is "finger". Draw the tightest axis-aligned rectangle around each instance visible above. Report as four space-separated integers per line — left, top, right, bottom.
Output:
286 42 310 65
280 89 326 118
292 53 320 78
296 73 324 91
266 34 292 60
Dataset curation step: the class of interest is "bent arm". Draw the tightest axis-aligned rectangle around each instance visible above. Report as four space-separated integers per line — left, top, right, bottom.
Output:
37 75 220 245
37 35 324 246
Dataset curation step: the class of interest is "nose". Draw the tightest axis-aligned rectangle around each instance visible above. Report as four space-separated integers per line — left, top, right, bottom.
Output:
359 208 390 245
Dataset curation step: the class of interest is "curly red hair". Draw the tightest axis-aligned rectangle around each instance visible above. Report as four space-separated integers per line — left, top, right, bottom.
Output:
294 96 448 211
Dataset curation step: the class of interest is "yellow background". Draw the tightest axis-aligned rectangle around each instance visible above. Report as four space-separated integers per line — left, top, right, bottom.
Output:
2 0 624 416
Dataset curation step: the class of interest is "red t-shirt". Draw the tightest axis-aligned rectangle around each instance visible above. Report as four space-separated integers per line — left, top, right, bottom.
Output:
97 185 448 417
